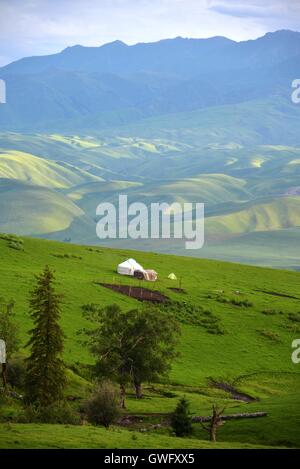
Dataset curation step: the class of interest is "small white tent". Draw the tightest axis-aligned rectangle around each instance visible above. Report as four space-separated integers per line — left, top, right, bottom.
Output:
117 258 144 276
168 273 177 280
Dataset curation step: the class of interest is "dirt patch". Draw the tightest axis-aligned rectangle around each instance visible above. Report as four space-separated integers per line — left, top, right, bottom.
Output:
256 289 299 300
98 283 169 303
168 287 186 294
210 381 256 402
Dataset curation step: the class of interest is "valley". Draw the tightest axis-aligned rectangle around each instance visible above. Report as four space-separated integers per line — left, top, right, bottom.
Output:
1 119 300 267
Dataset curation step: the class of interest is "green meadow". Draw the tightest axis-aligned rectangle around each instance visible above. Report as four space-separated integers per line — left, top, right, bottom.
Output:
0 235 299 448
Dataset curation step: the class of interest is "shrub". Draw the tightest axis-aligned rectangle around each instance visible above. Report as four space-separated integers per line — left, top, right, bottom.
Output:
262 309 278 315
288 313 300 323
158 301 224 334
8 241 24 251
0 234 24 251
0 234 23 243
257 329 281 343
216 295 253 308
52 253 82 260
85 381 121 428
170 397 193 437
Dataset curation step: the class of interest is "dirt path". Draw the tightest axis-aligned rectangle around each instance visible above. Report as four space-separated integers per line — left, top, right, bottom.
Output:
211 381 256 402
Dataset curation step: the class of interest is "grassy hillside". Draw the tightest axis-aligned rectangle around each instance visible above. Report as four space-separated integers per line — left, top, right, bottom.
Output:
0 180 93 235
206 197 300 235
0 423 274 449
0 235 299 448
0 149 101 188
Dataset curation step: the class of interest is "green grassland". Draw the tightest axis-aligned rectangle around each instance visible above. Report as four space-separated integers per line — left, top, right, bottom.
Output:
0 423 274 449
0 235 299 448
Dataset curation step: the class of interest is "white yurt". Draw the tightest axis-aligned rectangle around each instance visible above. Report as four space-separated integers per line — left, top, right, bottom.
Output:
117 258 144 276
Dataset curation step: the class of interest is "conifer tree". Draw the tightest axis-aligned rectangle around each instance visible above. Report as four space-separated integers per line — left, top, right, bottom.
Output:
171 397 193 437
25 266 66 405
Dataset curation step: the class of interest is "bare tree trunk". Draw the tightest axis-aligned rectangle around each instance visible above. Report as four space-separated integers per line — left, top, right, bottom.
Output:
202 405 225 443
210 426 217 443
1 363 7 388
120 383 126 409
210 406 220 442
134 380 143 399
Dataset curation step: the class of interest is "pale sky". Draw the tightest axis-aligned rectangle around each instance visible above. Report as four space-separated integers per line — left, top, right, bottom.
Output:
0 0 300 66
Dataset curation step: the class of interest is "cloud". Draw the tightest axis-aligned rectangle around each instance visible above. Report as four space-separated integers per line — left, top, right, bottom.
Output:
209 4 273 18
208 0 300 19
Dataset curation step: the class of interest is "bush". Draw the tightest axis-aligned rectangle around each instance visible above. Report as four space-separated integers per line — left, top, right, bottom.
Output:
0 234 23 243
0 234 24 251
170 397 193 437
85 381 121 428
216 295 253 308
257 329 281 343
22 402 80 424
158 301 224 334
288 312 300 323
8 241 24 251
262 309 278 315
52 253 82 260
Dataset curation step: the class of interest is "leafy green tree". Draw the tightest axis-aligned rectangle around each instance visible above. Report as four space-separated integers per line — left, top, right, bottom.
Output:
171 397 193 437
129 306 180 399
25 266 66 405
81 304 180 407
0 298 19 359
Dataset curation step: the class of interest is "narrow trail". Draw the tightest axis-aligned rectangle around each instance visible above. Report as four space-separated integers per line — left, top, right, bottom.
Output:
211 381 257 402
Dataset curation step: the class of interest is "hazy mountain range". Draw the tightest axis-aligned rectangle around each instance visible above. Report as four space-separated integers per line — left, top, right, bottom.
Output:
1 29 300 130
0 30 300 268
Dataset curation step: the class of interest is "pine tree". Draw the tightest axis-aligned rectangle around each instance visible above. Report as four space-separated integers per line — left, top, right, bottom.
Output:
171 397 193 437
25 266 66 405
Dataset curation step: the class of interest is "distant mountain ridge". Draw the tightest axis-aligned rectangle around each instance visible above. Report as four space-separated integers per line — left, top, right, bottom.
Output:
0 30 300 131
2 30 300 76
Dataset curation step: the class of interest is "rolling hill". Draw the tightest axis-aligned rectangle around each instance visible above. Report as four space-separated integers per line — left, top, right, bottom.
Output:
0 180 94 236
0 149 102 188
1 129 300 265
206 197 300 235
